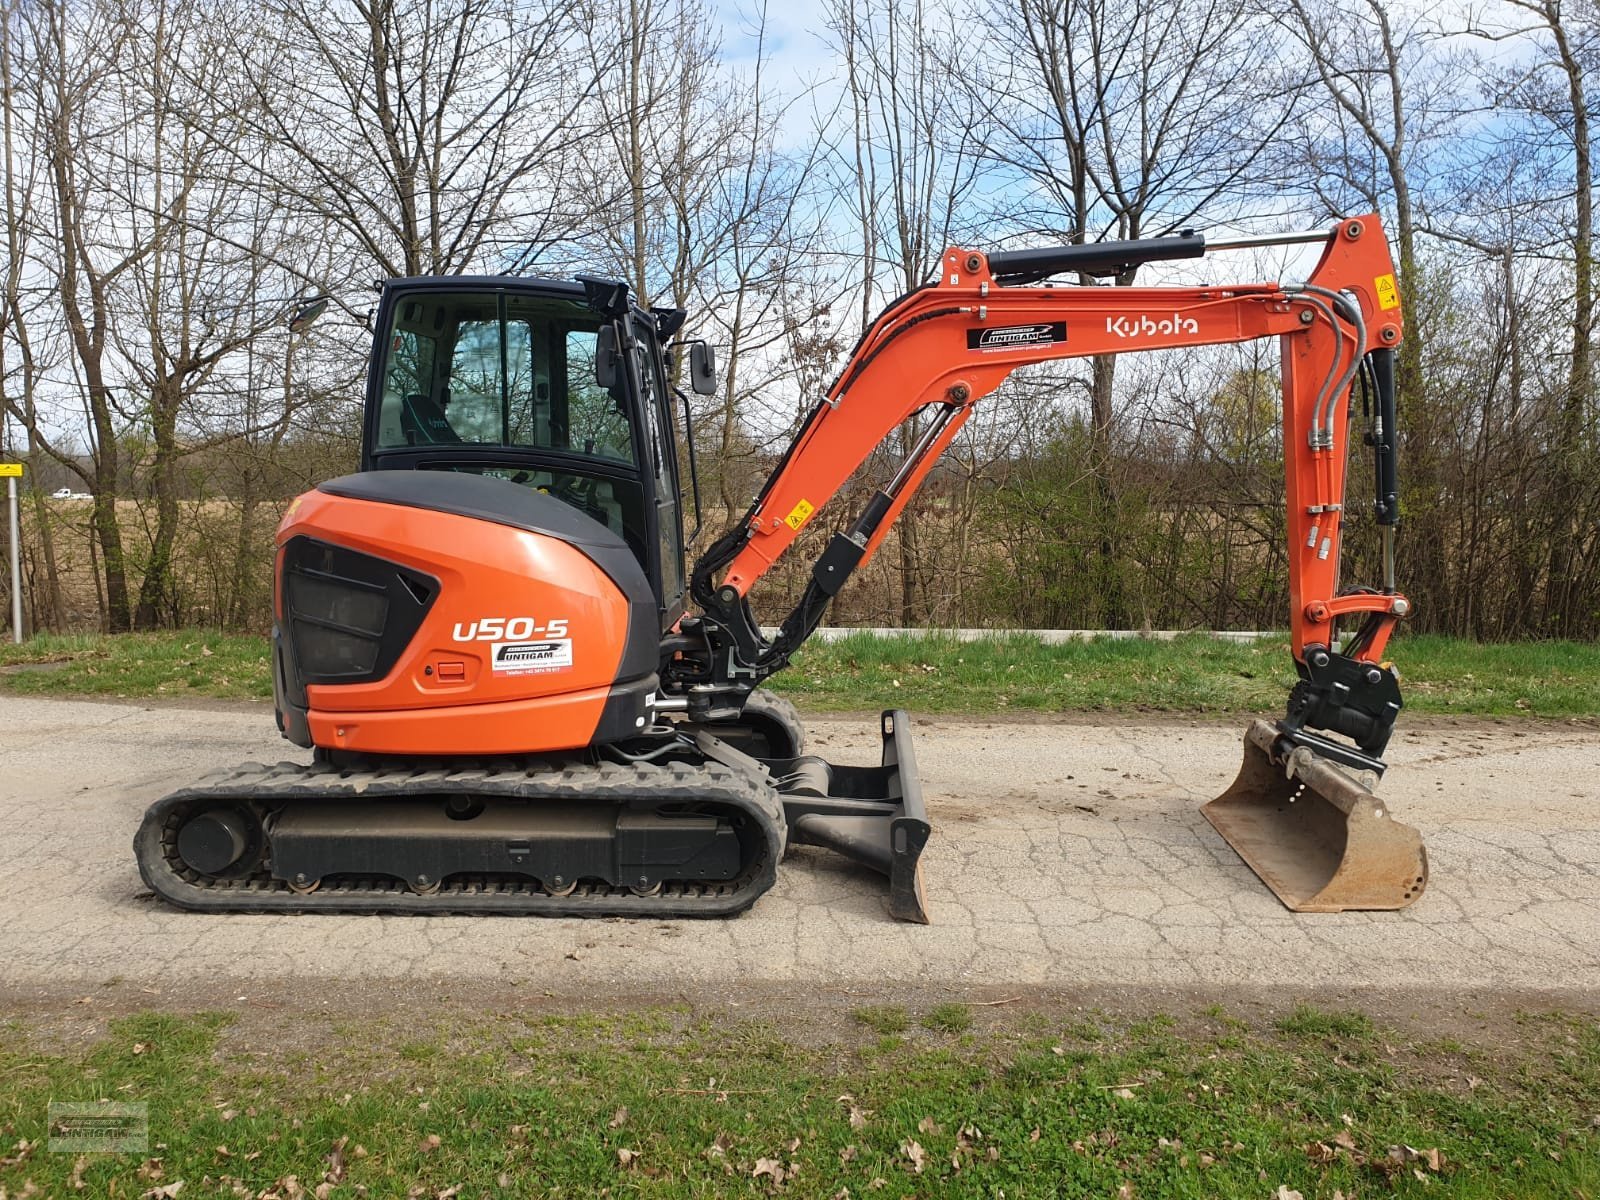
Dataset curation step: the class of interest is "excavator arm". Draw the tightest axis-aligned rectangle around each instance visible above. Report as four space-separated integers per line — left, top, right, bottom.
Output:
668 215 1428 912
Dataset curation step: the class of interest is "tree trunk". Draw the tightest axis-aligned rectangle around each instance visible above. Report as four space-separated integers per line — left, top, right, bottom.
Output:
1542 7 1592 635
134 385 181 628
1089 352 1124 628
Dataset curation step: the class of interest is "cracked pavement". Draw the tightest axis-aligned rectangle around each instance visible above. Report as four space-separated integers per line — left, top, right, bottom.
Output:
3 696 1597 997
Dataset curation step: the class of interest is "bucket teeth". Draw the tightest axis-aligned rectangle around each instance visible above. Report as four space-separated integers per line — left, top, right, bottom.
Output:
1201 719 1428 913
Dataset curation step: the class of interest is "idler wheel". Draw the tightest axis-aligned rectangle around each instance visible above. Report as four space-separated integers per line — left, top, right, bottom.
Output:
176 808 252 874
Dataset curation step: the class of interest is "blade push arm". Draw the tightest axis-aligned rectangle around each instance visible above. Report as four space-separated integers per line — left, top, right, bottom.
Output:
674 216 1410 771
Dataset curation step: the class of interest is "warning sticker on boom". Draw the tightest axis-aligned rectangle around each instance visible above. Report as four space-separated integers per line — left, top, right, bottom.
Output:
491 640 573 674
1374 273 1399 310
785 498 816 531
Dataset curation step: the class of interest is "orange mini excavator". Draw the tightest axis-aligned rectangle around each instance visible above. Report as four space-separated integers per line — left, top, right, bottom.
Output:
135 214 1428 922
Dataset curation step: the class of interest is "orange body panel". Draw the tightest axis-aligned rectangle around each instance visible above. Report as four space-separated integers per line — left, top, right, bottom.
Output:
722 215 1409 667
276 490 632 755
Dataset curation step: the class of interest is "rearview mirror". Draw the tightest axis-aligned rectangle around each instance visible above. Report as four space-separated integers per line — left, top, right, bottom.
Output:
690 341 717 396
594 326 618 389
289 295 329 334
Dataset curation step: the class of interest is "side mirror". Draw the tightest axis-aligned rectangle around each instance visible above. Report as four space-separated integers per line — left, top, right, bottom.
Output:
289 295 329 334
690 341 717 396
594 326 618 389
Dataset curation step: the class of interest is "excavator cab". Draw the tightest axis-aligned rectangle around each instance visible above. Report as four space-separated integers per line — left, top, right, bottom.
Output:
362 277 689 629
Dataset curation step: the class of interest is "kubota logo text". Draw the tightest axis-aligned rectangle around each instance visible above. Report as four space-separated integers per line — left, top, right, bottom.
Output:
453 617 569 641
1106 314 1200 339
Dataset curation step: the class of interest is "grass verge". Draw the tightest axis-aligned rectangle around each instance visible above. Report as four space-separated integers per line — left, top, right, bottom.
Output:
0 1001 1595 1198
780 631 1600 717
3 629 1599 717
0 632 272 701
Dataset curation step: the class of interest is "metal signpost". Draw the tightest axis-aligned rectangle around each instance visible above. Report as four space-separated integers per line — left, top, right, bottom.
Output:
1 462 20 644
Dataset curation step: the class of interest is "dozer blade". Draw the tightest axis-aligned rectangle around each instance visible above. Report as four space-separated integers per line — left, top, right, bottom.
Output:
1201 719 1428 913
765 710 932 924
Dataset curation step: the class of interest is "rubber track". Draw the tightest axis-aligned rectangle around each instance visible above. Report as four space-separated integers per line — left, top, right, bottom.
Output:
134 756 785 918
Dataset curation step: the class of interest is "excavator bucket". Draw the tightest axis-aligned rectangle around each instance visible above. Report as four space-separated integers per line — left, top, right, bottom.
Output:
1202 719 1428 913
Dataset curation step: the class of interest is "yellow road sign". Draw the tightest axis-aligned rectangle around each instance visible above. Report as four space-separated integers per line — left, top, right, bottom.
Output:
0 463 22 477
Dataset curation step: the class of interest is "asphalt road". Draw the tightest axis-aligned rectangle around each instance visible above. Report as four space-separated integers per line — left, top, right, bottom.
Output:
3 696 1597 998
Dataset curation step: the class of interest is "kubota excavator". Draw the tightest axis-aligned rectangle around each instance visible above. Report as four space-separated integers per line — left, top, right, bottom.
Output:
134 213 1428 923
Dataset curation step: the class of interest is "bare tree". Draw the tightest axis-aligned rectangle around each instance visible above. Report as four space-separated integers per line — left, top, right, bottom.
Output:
0 0 66 628
232 0 610 281
104 0 306 627
19 0 149 631
827 0 985 623
1465 0 1595 633
971 0 1280 626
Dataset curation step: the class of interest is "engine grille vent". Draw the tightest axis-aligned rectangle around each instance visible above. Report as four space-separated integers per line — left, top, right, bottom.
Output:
280 537 438 691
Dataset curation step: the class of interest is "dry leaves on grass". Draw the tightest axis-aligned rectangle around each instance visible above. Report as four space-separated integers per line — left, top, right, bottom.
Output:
0 1140 35 1168
608 1106 629 1129
616 1148 640 1170
752 1156 786 1183
949 1123 992 1172
900 1138 927 1174
837 1093 870 1129
324 1138 346 1177
141 1184 184 1200
752 1156 801 1189
1387 1145 1444 1173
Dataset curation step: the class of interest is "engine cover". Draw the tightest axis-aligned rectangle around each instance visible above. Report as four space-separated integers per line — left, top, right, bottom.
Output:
273 472 659 756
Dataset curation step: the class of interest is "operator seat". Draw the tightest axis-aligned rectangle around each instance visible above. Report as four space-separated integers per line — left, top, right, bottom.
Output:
401 390 461 446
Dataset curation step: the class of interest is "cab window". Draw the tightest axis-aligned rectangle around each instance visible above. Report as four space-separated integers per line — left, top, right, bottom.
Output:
375 292 637 466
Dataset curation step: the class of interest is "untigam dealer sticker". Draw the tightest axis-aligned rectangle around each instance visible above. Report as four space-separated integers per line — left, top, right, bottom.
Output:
490 640 574 674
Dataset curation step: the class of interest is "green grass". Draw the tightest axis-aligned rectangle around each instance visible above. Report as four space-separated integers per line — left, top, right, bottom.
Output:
0 1002 1595 1198
0 631 272 701
852 1004 909 1034
778 630 1600 717
922 1002 974 1034
2 628 1599 716
1275 1005 1377 1040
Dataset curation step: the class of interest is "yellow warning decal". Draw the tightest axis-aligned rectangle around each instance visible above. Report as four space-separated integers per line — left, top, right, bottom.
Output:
1374 273 1399 311
784 498 816 531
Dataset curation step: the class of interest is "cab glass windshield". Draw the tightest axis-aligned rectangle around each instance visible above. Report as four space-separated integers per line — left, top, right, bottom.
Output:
375 291 635 465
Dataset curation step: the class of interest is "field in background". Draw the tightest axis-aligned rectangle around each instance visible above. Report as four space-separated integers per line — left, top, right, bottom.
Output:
3 629 1598 718
12 497 279 632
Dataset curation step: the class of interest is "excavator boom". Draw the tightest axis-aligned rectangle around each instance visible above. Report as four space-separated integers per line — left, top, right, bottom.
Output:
671 214 1426 912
